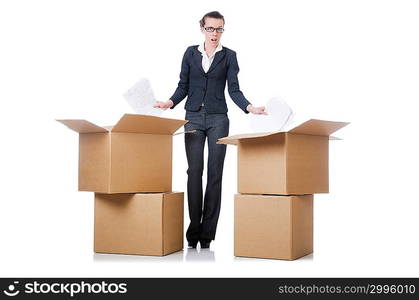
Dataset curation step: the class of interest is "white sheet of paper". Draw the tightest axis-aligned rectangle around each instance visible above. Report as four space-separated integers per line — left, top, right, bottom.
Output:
123 78 163 117
249 97 295 133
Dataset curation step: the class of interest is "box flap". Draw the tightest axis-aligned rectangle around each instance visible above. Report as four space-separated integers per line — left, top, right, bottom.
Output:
111 114 187 135
288 119 349 137
56 119 108 133
173 129 196 136
217 119 349 144
217 132 282 145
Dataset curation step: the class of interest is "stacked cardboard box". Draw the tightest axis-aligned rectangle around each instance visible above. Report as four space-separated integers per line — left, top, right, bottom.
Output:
57 114 187 256
218 119 349 260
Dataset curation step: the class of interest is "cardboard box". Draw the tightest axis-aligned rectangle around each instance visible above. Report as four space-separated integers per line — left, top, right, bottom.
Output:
218 119 349 194
235 194 313 260
57 114 187 193
94 192 184 256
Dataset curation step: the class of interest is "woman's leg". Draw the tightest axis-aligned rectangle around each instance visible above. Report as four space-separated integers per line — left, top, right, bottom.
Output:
184 111 207 244
201 113 230 242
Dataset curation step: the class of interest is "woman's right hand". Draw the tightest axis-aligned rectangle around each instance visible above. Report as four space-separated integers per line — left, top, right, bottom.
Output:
153 100 174 110
247 104 268 115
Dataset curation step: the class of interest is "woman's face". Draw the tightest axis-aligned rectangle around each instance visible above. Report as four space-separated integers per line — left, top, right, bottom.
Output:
201 17 224 47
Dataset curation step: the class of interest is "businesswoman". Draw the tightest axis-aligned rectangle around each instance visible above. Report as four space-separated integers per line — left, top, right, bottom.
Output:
154 11 266 249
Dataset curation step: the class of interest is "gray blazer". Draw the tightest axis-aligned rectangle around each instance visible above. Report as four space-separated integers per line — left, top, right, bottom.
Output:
170 45 251 114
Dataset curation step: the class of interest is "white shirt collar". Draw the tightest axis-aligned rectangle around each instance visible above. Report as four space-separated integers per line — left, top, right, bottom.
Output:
198 42 223 57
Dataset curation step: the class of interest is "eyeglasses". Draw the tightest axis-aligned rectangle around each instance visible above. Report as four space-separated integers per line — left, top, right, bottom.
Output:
204 27 225 33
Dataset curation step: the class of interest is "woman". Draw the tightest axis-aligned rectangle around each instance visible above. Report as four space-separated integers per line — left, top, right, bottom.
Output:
154 11 266 249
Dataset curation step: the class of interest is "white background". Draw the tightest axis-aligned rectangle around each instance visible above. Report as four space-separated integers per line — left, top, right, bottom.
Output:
1 0 418 277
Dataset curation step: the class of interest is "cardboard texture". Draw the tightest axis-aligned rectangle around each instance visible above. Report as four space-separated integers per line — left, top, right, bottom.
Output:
94 192 184 256
57 114 187 193
234 194 313 260
218 119 349 194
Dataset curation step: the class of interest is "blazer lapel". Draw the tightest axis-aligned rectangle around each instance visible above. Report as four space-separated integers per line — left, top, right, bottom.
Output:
207 49 226 73
192 47 206 75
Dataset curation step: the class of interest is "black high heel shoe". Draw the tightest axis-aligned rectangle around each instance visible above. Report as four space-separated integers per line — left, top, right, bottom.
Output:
188 241 198 248
199 240 211 249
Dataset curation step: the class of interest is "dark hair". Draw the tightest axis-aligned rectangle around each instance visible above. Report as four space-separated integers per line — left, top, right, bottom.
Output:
199 11 225 28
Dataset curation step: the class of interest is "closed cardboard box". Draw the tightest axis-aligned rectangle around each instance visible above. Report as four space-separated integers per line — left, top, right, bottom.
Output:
235 194 313 260
57 114 187 193
218 119 348 195
94 192 184 256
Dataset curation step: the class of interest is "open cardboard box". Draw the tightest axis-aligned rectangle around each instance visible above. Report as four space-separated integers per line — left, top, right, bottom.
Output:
57 114 187 193
218 119 349 195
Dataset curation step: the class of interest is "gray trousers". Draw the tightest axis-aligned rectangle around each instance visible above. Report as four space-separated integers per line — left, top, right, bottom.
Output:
184 106 230 242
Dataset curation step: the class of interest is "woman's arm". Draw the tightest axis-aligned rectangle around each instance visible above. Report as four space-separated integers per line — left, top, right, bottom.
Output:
227 52 267 114
226 51 250 113
154 47 191 110
169 47 191 109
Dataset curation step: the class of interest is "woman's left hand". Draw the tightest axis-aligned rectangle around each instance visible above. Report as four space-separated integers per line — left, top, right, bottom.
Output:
247 104 268 115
